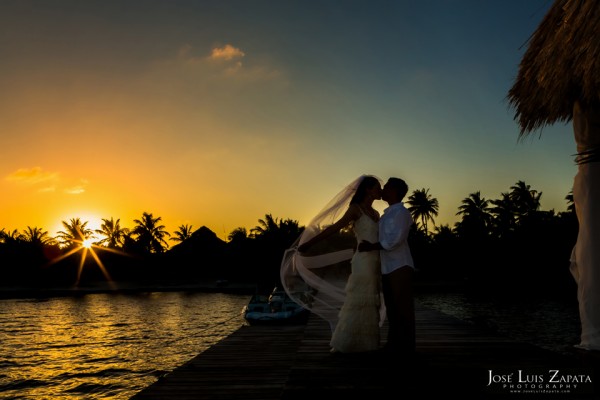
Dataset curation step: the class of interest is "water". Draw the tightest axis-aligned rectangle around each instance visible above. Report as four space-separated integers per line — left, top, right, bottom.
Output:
0 290 582 399
415 291 582 356
0 292 250 399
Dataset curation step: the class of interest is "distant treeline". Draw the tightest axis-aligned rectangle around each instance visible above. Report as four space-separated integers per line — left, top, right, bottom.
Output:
0 180 578 296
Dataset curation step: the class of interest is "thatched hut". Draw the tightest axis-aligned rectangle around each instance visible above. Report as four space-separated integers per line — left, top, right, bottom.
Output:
508 0 600 352
508 0 600 137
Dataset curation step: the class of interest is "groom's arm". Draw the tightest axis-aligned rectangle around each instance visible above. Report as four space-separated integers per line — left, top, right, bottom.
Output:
357 240 383 252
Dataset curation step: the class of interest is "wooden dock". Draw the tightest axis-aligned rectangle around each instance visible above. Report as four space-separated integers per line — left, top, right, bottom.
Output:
132 303 598 399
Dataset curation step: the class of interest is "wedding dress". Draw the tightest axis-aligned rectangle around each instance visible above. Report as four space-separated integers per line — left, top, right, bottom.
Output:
330 211 381 353
280 175 386 347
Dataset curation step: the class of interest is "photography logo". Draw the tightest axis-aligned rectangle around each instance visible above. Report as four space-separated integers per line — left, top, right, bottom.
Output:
485 368 594 396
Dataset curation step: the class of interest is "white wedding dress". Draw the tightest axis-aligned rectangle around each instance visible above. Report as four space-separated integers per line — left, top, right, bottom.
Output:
330 212 381 353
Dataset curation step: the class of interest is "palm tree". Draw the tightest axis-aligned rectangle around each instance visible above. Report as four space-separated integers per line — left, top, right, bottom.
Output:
131 212 170 253
407 188 439 234
509 180 542 222
433 224 455 241
489 192 517 237
21 226 53 245
228 227 248 243
56 218 94 248
95 217 129 248
565 190 575 213
455 191 492 239
250 214 280 238
171 224 194 243
0 228 22 244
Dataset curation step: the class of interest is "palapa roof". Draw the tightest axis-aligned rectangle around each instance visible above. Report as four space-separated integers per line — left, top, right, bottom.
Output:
507 0 600 137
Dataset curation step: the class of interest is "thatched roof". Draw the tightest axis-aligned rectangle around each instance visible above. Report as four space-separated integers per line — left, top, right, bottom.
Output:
507 0 600 137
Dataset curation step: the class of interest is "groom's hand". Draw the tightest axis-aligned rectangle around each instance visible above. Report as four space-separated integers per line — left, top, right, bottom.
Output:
357 240 373 252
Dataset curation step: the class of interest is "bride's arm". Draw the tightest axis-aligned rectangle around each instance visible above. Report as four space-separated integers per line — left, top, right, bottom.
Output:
298 204 360 253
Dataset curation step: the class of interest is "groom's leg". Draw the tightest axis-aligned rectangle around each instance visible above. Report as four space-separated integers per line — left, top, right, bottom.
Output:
382 273 397 347
385 266 415 354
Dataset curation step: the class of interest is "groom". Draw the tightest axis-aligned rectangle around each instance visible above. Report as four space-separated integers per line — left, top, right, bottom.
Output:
358 177 416 356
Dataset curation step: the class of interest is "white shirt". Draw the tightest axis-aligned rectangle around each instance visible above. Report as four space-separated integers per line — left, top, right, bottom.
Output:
379 202 414 274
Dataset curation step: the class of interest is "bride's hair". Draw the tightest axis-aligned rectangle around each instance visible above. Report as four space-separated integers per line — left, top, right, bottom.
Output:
349 176 379 205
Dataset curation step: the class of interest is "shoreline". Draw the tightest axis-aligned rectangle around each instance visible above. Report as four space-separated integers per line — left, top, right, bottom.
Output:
0 279 571 300
0 281 259 300
0 280 466 300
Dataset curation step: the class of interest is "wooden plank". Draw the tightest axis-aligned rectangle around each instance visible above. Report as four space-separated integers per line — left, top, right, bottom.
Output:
132 303 598 399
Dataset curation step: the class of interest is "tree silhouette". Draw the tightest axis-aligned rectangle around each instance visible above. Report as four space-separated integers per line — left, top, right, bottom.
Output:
509 180 542 223
407 188 439 234
455 191 492 239
22 226 53 245
250 214 279 238
0 228 23 244
489 192 517 238
56 218 94 248
95 217 129 248
170 224 194 243
131 212 170 253
228 227 248 243
565 190 575 213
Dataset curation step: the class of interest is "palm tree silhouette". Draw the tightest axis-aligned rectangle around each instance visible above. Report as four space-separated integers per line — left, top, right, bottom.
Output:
131 212 170 253
171 224 194 243
250 214 280 238
228 227 248 243
56 218 94 248
565 190 575 213
0 228 23 243
95 217 129 248
455 191 492 238
407 188 439 234
509 180 542 222
489 192 517 237
22 226 54 245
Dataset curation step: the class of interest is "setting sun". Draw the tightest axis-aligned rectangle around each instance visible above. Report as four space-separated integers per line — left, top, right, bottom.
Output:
82 239 93 249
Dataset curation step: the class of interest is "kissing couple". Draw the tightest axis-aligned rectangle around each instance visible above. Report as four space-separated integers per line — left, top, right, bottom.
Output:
281 175 416 356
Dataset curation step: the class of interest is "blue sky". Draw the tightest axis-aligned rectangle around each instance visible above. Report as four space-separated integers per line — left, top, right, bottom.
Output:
0 0 573 239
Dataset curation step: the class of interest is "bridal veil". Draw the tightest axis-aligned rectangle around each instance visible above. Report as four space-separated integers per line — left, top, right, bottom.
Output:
280 175 385 332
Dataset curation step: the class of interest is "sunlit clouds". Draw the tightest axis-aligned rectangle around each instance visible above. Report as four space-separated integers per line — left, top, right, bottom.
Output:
171 42 284 83
64 179 89 195
209 44 245 62
6 167 58 187
6 168 88 195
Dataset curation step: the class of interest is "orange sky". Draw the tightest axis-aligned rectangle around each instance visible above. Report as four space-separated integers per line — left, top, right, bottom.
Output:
0 1 576 242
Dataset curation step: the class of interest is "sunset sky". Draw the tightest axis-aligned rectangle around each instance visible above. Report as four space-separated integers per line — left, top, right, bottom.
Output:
1 0 575 242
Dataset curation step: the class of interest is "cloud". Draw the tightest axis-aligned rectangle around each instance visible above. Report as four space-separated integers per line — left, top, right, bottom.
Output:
208 44 245 62
64 179 89 195
171 43 282 81
6 167 88 194
5 167 59 185
64 186 85 195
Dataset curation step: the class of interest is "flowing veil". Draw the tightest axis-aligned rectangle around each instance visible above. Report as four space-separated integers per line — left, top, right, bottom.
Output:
280 175 385 332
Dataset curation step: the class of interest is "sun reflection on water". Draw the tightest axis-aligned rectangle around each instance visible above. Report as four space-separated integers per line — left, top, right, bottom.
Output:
0 292 249 399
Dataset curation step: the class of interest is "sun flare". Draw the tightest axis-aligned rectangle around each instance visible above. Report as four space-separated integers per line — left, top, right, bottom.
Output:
82 239 93 249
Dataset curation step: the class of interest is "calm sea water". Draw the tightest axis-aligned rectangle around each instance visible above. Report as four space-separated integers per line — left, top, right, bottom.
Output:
0 290 582 399
0 292 250 399
415 291 582 356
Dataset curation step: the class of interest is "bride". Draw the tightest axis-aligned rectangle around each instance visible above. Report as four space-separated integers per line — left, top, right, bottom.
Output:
280 175 384 353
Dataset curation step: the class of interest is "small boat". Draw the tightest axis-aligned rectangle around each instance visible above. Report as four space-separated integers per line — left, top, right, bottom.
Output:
242 287 309 325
